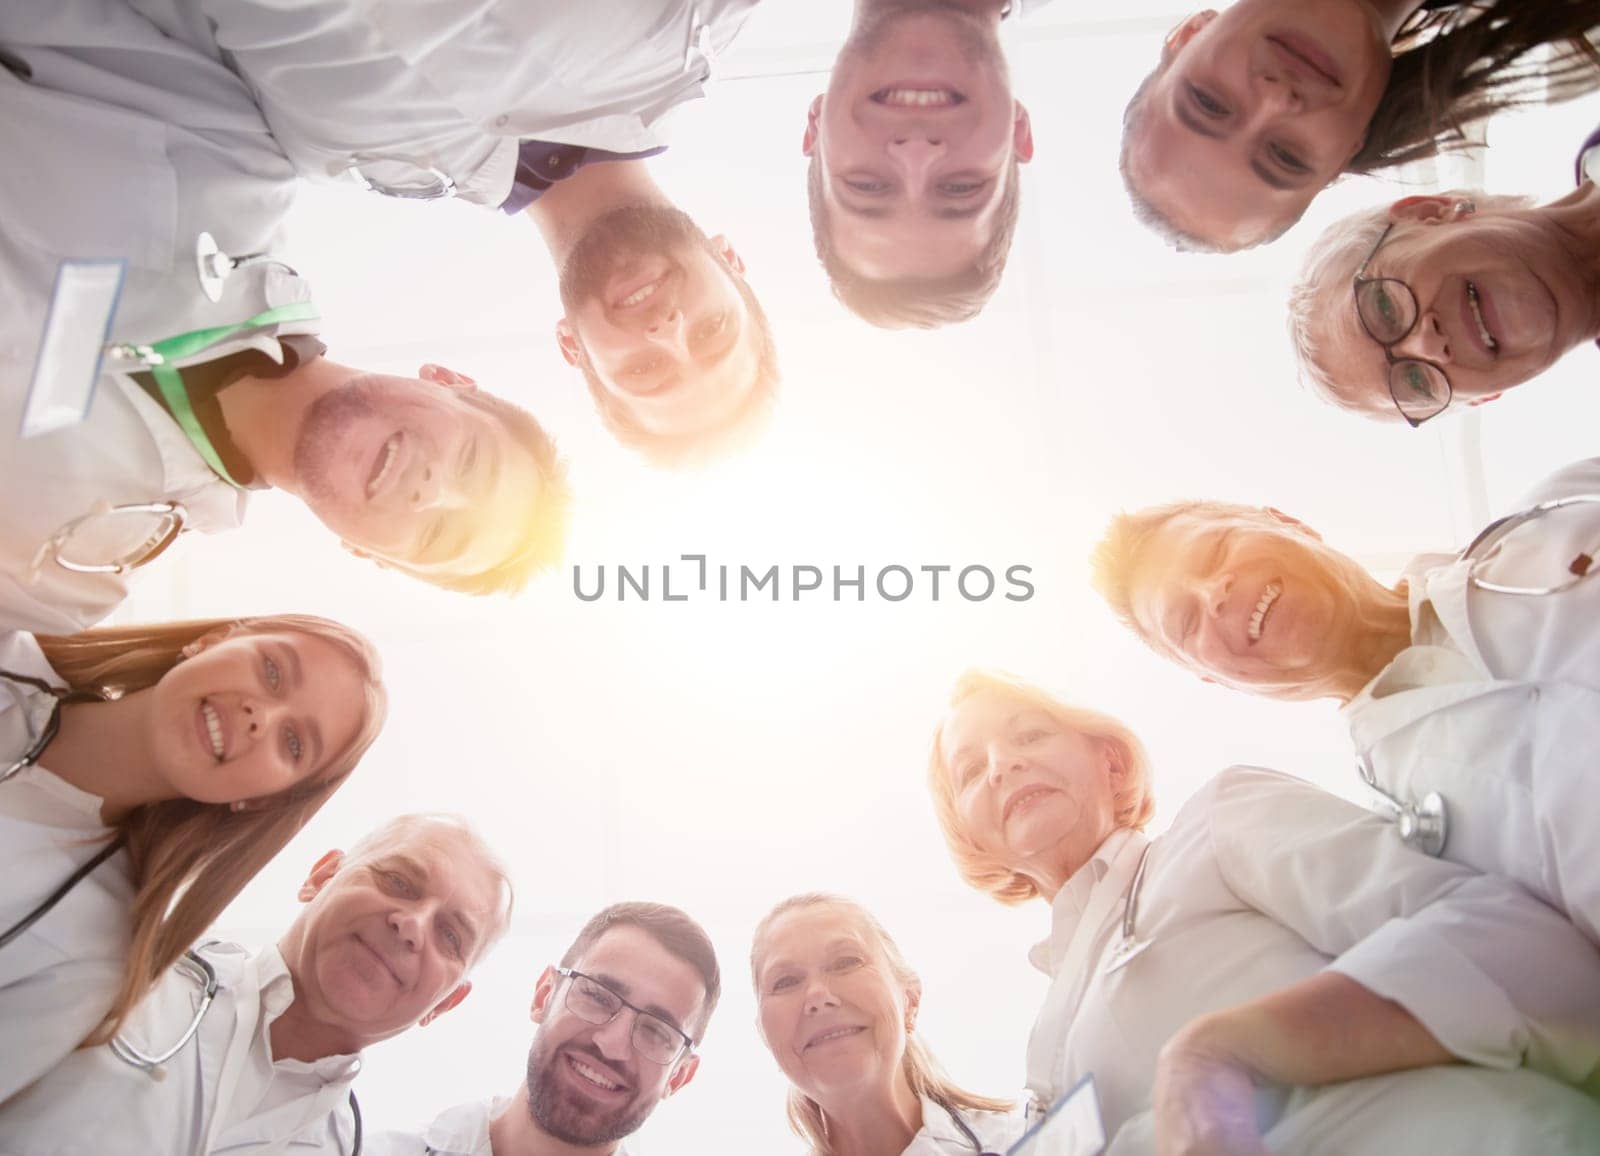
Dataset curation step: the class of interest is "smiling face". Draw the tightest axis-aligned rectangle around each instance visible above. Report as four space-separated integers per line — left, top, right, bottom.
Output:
1310 199 1596 416
280 826 505 1048
523 925 705 1147
1122 509 1375 695
753 903 915 1110
291 374 544 583
556 205 763 441
938 688 1120 884
147 629 367 805
808 5 1031 280
1126 0 1393 249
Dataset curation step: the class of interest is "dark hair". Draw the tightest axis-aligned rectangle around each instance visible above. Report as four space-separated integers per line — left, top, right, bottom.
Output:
407 388 572 596
1353 0 1600 173
807 150 1022 329
575 270 781 469
561 902 722 1040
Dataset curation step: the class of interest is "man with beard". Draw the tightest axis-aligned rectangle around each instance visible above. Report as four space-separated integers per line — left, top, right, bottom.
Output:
0 2 570 633
116 0 779 466
0 814 516 1155
805 0 1043 328
530 164 780 466
369 903 720 1156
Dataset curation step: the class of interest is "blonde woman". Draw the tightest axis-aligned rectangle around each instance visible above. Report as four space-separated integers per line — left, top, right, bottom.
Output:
752 893 1022 1156
0 615 386 1102
929 670 1600 1154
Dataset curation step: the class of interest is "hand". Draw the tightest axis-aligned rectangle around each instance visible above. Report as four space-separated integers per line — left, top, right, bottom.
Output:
1153 1020 1270 1156
417 362 477 388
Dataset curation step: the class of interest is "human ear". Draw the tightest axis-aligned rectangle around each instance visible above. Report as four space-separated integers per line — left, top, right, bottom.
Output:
1466 392 1502 407
1388 195 1474 226
180 624 237 659
421 981 472 1026
530 965 560 1024
802 94 822 156
339 541 395 572
665 1052 700 1096
1264 507 1322 541
709 234 746 276
417 363 478 391
1012 102 1035 165
298 849 345 902
555 319 581 368
1161 10 1218 65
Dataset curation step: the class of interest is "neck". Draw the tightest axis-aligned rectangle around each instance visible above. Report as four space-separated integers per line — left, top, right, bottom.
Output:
1331 581 1413 704
1542 184 1600 336
819 1071 922 1156
488 1083 620 1156
854 0 1007 26
1020 822 1119 903
268 971 364 1064
41 692 173 824
1364 0 1429 41
525 161 670 262
216 354 357 495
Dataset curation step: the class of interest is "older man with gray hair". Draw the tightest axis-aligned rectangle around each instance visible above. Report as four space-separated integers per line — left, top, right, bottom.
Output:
0 813 514 1155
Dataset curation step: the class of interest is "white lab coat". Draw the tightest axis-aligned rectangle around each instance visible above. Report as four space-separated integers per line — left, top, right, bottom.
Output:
0 941 362 1155
1343 457 1600 945
0 3 319 632
0 631 134 1105
905 1097 1024 1155
367 1097 634 1156
1027 767 1600 1152
126 0 762 206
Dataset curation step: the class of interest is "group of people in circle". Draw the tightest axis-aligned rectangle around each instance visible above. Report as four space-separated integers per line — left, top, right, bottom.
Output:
3 0 1600 1154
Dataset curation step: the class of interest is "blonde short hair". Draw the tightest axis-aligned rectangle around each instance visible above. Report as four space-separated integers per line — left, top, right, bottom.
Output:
926 670 1156 906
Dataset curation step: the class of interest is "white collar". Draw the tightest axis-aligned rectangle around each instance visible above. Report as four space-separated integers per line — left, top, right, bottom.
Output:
1028 828 1135 975
246 945 361 1081
420 1096 503 1156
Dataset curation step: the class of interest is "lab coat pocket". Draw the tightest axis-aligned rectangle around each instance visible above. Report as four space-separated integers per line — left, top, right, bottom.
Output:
0 72 177 270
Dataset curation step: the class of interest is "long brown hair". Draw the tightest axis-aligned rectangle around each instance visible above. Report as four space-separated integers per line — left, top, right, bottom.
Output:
34 614 387 1044
751 894 1014 1156
1352 1 1600 173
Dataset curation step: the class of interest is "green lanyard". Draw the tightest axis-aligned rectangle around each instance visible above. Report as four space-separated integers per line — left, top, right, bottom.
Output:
140 301 320 489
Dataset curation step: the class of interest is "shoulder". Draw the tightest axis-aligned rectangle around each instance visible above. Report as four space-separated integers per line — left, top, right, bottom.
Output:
1512 459 1600 510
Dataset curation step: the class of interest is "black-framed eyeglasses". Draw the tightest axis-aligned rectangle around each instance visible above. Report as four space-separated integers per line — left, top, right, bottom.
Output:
1351 222 1453 428
555 967 695 1066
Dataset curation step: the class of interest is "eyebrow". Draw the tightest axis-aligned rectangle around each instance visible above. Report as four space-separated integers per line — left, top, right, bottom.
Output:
381 854 485 948
1174 100 1227 141
1248 157 1298 192
590 970 685 1030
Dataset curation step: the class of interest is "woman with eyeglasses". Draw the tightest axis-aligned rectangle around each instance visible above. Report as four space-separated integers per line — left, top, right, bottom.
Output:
1119 0 1600 254
929 669 1600 1154
1091 455 1600 950
1288 182 1600 424
0 615 386 1102
751 894 1022 1156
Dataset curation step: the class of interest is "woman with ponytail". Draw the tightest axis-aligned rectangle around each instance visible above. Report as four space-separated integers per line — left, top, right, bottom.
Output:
0 615 386 1102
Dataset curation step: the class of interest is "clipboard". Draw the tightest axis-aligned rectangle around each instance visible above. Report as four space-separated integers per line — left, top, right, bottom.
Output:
1007 1075 1107 1156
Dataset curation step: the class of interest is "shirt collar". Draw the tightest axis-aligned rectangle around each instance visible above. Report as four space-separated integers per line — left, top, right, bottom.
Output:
421 1097 504 1156
1028 827 1135 975
252 945 362 1081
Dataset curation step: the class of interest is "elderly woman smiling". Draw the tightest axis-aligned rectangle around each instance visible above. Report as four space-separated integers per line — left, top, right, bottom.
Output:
1092 457 1600 949
751 894 1021 1156
928 669 1600 1154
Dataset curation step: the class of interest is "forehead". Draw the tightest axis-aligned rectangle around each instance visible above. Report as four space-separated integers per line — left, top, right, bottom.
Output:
822 172 1001 281
577 925 707 1024
940 688 1045 757
756 905 876 968
352 828 503 909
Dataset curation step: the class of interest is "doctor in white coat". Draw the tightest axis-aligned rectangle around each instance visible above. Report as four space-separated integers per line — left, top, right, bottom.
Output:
1093 456 1600 946
0 814 512 1154
0 615 384 1105
0 3 572 632
752 894 1024 1156
929 671 1600 1154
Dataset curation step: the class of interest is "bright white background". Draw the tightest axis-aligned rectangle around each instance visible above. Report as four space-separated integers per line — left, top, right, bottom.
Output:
106 2 1600 1151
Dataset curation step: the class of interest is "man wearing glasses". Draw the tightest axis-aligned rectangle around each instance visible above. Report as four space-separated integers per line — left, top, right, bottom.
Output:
1286 184 1600 425
370 902 719 1156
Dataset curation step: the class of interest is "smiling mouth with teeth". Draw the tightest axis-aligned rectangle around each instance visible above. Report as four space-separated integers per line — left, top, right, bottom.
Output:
1248 582 1282 644
614 274 668 310
807 1025 865 1049
1466 282 1498 352
566 1053 626 1092
871 87 964 108
367 433 400 499
201 700 224 761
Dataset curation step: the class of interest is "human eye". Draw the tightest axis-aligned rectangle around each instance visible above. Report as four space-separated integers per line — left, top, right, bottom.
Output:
1268 142 1309 173
575 978 618 1011
958 757 984 785
843 176 888 194
440 922 463 956
695 313 728 343
1017 727 1050 744
830 954 864 973
415 516 445 561
627 358 662 379
637 1016 676 1050
768 973 800 994
379 869 416 897
938 179 986 197
1186 83 1228 117
261 655 282 693
458 437 478 480
283 724 304 764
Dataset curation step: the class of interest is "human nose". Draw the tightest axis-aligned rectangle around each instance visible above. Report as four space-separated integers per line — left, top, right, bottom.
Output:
389 903 427 953
1392 310 1451 365
645 308 689 356
591 1004 637 1061
884 135 946 184
803 975 841 1016
1200 570 1234 619
984 744 1028 787
402 455 468 511
238 697 288 747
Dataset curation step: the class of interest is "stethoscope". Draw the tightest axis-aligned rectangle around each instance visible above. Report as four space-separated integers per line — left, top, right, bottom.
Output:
342 156 457 201
1350 492 1600 858
940 1097 1003 1156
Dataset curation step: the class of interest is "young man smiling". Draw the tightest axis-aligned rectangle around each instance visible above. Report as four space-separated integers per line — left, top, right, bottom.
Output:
0 814 515 1155
369 902 720 1156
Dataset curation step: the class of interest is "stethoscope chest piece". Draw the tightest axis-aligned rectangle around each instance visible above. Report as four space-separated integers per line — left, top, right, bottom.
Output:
1357 754 1448 857
194 231 299 303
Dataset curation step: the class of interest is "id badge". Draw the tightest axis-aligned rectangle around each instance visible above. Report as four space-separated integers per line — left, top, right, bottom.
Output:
21 259 126 438
1009 1075 1106 1156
